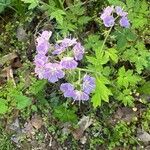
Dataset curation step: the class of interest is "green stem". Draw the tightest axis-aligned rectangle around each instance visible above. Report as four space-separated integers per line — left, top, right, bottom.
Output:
65 1 87 11
78 69 81 83
8 6 18 13
0 16 6 23
76 68 101 75
76 68 92 72
100 14 120 52
100 26 113 52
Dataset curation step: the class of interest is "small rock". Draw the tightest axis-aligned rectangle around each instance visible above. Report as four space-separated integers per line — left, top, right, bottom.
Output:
9 118 20 132
16 26 27 42
62 123 71 135
137 130 150 142
72 116 93 140
11 135 20 145
80 136 87 144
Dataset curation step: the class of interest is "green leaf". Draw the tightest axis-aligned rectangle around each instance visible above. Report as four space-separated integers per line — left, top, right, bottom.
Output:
13 94 32 110
86 56 99 66
41 0 56 13
126 0 135 8
16 96 31 110
106 48 118 63
118 38 127 50
125 29 137 41
30 79 47 95
53 105 77 123
117 89 134 107
57 21 77 35
114 29 136 50
78 16 91 25
0 0 11 13
117 67 141 88
21 0 39 9
132 16 147 28
91 92 102 108
51 9 66 25
138 81 150 95
140 0 149 14
99 52 109 65
102 66 111 77
122 42 150 73
92 76 112 108
127 0 149 29
69 2 85 15
0 98 8 114
84 34 102 51
107 0 126 7
53 0 64 9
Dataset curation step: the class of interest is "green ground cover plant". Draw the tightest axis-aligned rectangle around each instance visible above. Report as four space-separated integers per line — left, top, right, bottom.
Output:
0 0 150 149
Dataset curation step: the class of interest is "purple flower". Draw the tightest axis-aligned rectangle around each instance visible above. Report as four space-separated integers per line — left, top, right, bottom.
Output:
61 38 77 47
60 83 74 92
36 31 52 43
103 15 115 27
119 16 130 28
100 6 114 20
82 75 96 94
60 83 75 98
72 90 89 101
35 65 46 79
36 41 50 55
115 6 128 17
59 76 95 101
40 31 52 41
52 38 77 55
100 6 115 27
100 6 130 28
52 43 66 55
44 63 65 83
36 31 52 55
34 54 48 79
60 57 78 69
34 54 48 66
73 42 84 61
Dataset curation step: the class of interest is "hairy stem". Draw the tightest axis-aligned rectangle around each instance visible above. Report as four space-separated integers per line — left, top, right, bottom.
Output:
100 26 113 52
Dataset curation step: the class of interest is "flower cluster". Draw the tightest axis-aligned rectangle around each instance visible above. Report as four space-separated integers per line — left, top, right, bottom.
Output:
100 6 130 28
34 31 85 82
52 38 77 55
34 31 65 83
60 75 95 101
34 30 95 101
52 37 84 69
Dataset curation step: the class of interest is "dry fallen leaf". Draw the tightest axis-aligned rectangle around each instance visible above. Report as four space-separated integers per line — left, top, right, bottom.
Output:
0 52 22 85
22 121 34 136
31 114 43 130
6 66 16 86
0 52 18 66
22 115 43 137
110 107 137 125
